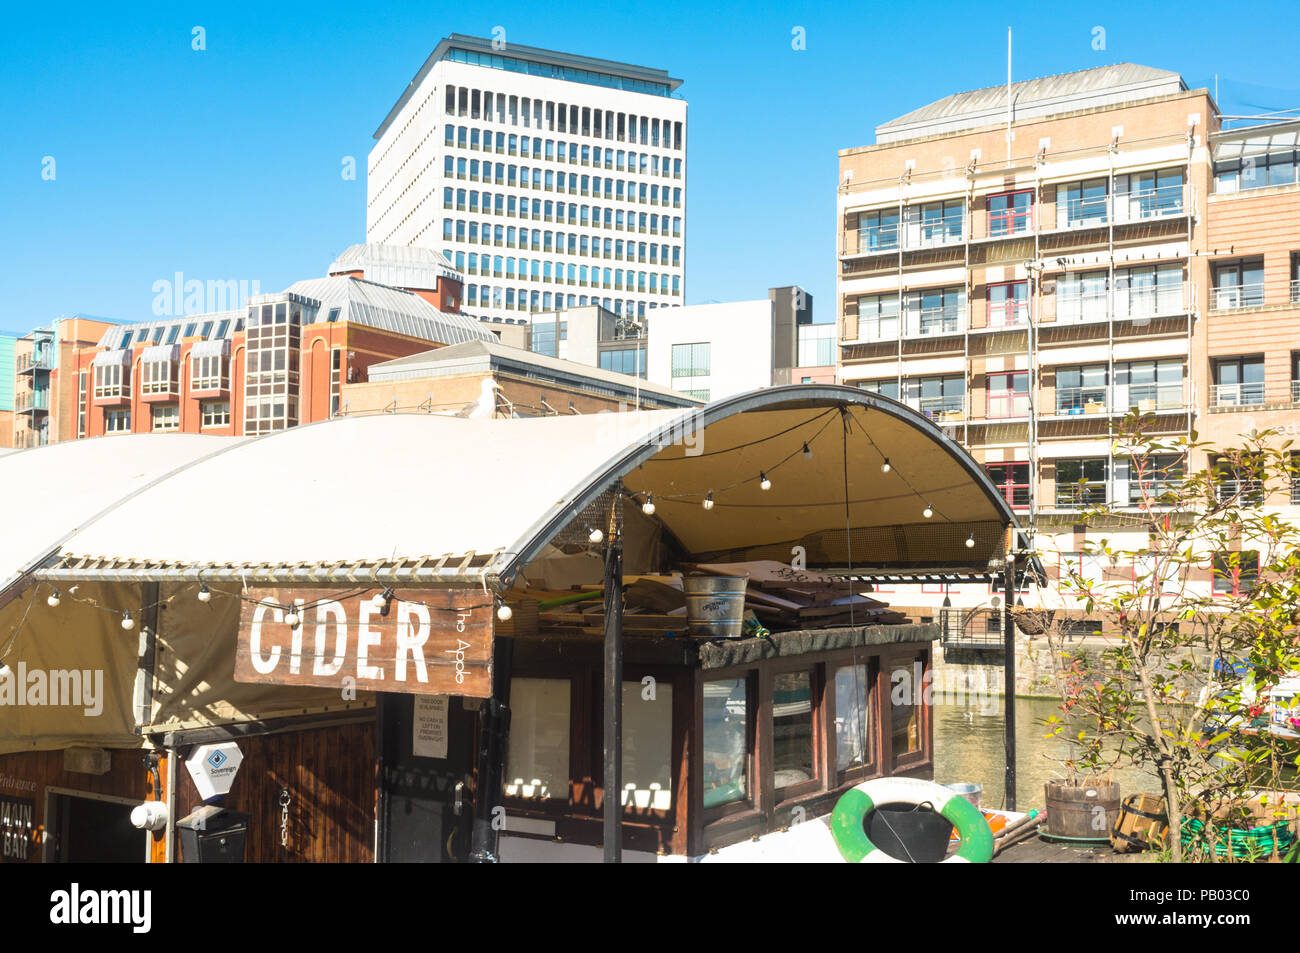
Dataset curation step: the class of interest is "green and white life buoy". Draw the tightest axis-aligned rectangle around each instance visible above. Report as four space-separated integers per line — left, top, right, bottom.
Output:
831 777 994 863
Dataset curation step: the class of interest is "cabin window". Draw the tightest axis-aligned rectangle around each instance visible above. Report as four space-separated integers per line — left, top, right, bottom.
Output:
505 678 571 800
702 676 749 809
772 668 818 800
889 655 928 768
834 662 873 776
620 681 673 811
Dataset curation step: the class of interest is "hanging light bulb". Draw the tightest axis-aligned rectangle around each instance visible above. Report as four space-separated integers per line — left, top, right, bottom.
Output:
0 662 9 679
965 534 976 549
802 442 812 461
587 525 604 544
880 458 892 474
121 610 135 631
702 490 714 511
497 603 513 622
759 472 771 491
923 504 933 519
284 605 301 628
197 583 211 603
641 494 656 516
46 589 60 608
370 589 390 611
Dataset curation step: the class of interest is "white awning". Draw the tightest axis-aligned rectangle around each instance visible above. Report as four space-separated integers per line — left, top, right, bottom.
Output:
0 434 247 599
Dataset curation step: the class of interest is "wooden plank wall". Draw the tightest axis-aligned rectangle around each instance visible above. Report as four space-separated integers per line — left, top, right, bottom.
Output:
0 747 153 863
170 720 377 864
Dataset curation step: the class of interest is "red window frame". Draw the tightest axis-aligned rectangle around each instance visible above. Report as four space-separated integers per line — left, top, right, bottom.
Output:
986 462 1030 510
988 189 1033 236
987 280 1029 328
986 372 1029 419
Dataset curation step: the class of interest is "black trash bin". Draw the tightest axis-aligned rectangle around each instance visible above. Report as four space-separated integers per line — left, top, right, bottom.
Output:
176 805 250 863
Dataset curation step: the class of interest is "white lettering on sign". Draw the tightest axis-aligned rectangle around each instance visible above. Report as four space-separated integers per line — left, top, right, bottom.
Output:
313 601 347 677
396 602 431 683
446 639 471 685
249 602 282 674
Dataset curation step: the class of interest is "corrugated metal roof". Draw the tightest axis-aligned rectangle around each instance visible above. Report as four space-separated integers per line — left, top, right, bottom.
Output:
328 243 461 287
91 349 131 367
368 338 699 405
142 344 179 363
874 63 1187 144
189 338 230 359
97 311 243 349
281 276 495 346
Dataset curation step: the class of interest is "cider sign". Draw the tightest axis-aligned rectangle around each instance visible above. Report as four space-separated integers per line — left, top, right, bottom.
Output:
234 588 493 698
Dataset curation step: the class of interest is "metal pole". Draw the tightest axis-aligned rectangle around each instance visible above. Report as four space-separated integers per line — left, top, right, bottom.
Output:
602 494 624 863
469 636 513 863
1003 558 1017 811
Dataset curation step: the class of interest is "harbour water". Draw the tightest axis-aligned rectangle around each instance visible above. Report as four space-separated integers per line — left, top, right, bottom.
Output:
933 695 1158 811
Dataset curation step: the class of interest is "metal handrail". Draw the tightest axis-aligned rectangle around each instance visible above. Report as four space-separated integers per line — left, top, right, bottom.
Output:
1055 385 1109 415
905 306 964 337
1211 382 1266 407
1212 283 1266 310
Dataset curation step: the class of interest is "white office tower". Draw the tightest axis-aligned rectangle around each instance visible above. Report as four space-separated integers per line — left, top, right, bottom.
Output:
367 34 687 328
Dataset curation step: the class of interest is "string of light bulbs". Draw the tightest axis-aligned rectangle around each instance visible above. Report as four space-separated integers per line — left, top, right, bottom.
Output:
629 404 978 549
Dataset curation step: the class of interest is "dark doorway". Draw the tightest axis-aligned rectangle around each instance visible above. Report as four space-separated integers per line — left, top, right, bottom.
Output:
46 792 144 863
375 694 479 862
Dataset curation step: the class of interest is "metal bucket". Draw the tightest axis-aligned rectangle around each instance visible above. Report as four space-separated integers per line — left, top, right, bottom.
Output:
683 574 748 639
945 782 982 810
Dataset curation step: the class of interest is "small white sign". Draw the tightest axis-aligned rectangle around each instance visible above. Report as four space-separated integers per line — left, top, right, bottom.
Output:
412 696 450 760
185 742 243 801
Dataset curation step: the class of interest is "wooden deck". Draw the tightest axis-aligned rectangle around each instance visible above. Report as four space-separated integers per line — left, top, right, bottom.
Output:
993 834 1149 863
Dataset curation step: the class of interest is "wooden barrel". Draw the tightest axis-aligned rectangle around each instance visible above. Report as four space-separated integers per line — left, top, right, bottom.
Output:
1044 780 1121 841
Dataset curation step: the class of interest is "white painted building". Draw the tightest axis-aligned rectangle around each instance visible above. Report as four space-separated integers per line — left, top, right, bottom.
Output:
367 34 687 329
645 300 777 402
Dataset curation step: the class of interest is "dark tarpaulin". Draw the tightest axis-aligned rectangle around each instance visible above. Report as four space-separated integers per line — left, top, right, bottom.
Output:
696 623 938 669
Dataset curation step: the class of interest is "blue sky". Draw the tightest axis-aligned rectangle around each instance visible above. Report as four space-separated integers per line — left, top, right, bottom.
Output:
2 0 1298 334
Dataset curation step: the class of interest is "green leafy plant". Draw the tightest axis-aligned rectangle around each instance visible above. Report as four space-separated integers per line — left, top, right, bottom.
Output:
1037 413 1300 862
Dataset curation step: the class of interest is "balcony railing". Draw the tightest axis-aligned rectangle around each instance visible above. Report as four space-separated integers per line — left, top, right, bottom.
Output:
1293 380 1300 403
1055 385 1109 416
1211 382 1266 408
1061 194 1110 229
1215 479 1265 505
852 316 900 343
914 218 964 248
844 219 965 255
905 306 964 338
1054 282 1192 323
1055 483 1108 508
15 390 49 412
1292 279 1300 303
909 395 965 422
1127 477 1183 505
16 351 51 373
986 394 1031 419
987 302 1030 329
1114 183 1186 221
1125 381 1186 413
1212 283 1266 311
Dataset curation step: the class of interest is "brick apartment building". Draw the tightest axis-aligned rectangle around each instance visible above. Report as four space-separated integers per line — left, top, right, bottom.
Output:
72 245 494 439
835 63 1300 628
11 315 122 448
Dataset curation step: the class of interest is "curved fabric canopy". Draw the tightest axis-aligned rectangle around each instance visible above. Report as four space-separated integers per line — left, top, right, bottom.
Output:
0 434 245 600
34 385 1030 587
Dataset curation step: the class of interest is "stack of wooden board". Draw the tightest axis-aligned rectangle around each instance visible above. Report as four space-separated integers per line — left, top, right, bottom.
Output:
686 561 908 629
